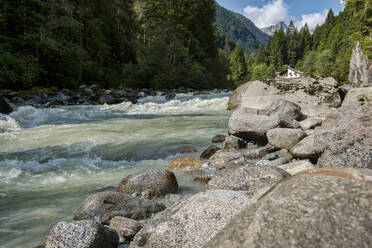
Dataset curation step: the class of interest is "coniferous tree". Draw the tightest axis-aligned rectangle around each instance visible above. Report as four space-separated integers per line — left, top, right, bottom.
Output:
230 43 247 82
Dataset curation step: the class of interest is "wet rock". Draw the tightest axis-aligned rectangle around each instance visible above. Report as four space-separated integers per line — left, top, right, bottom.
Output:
299 117 323 129
228 108 281 142
130 190 256 248
278 160 315 175
207 165 289 197
98 95 115 105
290 135 324 160
168 157 203 171
192 162 225 182
342 87 372 106
211 134 226 143
73 192 165 224
116 169 178 199
165 92 176 100
349 42 372 86
200 145 220 159
315 103 372 168
266 128 306 150
45 220 119 248
206 168 372 248
222 136 246 151
0 97 13 114
169 146 197 155
110 217 143 241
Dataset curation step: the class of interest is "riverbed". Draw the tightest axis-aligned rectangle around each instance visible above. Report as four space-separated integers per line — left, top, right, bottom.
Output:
0 92 231 248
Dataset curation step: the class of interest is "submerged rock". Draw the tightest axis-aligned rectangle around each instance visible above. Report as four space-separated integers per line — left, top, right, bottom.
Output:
206 168 372 248
168 146 197 155
116 169 178 199
45 220 119 248
211 134 226 143
73 192 165 224
266 128 306 150
130 190 256 248
0 97 13 114
200 145 220 159
168 157 203 171
207 165 289 197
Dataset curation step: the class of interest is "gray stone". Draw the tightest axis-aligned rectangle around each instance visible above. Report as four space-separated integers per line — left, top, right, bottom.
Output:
255 157 290 167
116 169 178 199
263 149 293 161
207 165 289 197
342 87 372 106
73 192 165 224
222 136 246 151
267 128 306 150
278 160 315 175
110 216 143 240
228 108 281 142
290 135 324 160
268 99 303 127
46 220 119 248
315 103 372 168
349 42 372 86
129 190 256 248
200 145 220 160
206 168 372 248
299 118 323 130
211 134 226 143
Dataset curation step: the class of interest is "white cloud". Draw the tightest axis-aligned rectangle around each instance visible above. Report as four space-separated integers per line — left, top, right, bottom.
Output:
295 9 329 32
243 0 288 28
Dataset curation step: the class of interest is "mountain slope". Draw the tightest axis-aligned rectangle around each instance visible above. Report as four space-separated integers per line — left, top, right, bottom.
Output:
214 2 269 53
261 22 288 36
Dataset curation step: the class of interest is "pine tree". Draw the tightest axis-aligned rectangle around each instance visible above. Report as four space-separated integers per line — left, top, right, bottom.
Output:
230 43 247 82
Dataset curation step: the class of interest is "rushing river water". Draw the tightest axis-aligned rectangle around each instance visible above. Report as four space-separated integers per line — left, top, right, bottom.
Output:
0 92 231 248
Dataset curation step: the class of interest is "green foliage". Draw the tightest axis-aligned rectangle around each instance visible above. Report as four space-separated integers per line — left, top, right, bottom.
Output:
230 44 247 82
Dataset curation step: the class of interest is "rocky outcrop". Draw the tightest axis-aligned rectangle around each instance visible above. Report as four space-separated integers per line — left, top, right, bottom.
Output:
349 42 372 87
45 220 119 248
0 97 13 114
130 190 256 248
228 108 281 142
206 168 372 248
207 165 290 197
266 128 306 150
342 87 372 106
227 77 340 117
73 192 165 224
109 216 143 241
200 145 220 159
116 169 178 199
315 103 372 168
168 157 203 171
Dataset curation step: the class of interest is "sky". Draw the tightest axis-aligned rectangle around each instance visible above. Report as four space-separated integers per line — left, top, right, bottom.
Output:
216 0 345 31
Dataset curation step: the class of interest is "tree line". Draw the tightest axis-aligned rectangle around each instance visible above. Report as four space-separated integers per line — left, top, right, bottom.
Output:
226 0 371 86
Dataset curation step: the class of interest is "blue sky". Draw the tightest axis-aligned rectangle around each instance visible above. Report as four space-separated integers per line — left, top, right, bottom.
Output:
216 0 344 31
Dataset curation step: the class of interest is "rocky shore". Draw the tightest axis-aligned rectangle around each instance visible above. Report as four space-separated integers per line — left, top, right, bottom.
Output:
23 77 371 247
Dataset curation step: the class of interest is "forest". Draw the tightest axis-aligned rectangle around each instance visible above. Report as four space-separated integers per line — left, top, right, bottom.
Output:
0 0 371 90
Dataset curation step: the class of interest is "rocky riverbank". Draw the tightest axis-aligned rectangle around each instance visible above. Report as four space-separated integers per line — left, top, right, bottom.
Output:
28 78 371 248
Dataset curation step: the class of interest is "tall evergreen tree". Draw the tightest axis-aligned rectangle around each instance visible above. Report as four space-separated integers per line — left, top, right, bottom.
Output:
230 43 247 82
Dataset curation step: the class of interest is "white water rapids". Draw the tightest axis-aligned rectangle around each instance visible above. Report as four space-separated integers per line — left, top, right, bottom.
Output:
0 92 231 248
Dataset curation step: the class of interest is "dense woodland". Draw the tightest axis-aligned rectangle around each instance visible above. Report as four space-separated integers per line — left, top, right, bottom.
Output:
0 0 371 90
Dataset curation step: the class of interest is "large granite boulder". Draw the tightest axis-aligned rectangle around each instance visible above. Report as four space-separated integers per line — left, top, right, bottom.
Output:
267 99 303 128
130 190 256 248
349 42 372 87
228 108 281 142
315 103 372 168
266 128 306 150
116 169 178 199
207 165 290 197
206 168 372 248
45 220 119 248
0 97 13 114
73 192 165 224
342 87 372 106
227 78 340 117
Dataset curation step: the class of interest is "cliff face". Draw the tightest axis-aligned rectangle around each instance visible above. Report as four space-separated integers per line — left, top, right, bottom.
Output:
349 42 372 86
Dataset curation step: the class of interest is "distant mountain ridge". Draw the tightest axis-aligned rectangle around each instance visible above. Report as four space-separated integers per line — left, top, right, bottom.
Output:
261 22 288 36
214 2 269 53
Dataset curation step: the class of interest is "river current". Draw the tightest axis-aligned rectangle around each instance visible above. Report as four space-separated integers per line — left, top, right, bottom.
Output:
0 92 231 248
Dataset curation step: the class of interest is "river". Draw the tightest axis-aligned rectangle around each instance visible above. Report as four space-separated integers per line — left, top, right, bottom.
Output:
0 91 231 248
